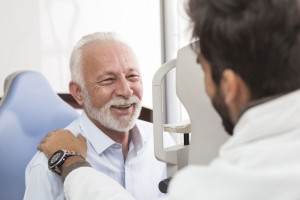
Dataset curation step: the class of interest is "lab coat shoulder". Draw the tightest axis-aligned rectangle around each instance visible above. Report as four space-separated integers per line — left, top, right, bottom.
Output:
166 158 300 200
165 165 215 200
167 163 259 200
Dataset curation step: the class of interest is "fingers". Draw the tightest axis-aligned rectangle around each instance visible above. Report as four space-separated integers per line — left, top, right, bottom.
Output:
37 142 47 152
77 134 87 143
37 135 48 152
45 130 56 138
37 129 60 152
37 129 87 159
37 143 42 151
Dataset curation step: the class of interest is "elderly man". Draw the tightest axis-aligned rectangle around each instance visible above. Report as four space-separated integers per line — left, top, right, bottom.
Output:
24 32 173 200
39 0 300 199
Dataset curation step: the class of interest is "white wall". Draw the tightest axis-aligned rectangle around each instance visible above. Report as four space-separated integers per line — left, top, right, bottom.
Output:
162 0 194 123
0 0 162 108
0 0 42 87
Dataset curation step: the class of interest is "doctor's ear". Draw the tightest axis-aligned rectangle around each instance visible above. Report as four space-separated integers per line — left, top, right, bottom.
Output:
221 69 250 108
221 69 236 104
69 81 84 106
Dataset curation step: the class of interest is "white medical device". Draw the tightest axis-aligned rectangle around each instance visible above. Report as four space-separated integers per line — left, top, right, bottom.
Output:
152 42 230 189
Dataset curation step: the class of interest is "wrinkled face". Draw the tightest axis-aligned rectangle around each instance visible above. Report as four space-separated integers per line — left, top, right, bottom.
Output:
198 54 234 135
81 41 143 132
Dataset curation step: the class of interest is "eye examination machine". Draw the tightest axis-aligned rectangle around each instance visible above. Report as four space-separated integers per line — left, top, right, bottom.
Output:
152 42 230 192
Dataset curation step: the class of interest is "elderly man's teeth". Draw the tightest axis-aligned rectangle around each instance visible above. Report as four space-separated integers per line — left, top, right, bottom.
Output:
112 104 132 109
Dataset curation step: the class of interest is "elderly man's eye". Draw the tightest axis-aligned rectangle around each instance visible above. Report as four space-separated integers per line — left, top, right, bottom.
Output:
127 74 140 81
99 78 115 85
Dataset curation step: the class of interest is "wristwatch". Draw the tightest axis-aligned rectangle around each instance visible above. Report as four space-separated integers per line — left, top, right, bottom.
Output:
48 149 84 175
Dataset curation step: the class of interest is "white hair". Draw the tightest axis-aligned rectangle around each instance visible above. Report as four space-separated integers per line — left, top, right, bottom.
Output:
69 32 127 88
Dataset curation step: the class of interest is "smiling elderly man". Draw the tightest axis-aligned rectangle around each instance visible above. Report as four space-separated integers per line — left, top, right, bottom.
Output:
24 32 174 200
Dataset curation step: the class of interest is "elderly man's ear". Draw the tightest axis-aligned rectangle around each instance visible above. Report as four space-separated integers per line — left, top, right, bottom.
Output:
69 81 84 106
221 69 250 122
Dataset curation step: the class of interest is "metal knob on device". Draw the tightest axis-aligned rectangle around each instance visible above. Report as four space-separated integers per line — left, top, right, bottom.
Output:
158 177 172 193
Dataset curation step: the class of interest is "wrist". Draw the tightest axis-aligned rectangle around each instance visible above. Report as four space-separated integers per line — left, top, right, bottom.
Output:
62 159 91 182
61 155 85 171
48 149 85 175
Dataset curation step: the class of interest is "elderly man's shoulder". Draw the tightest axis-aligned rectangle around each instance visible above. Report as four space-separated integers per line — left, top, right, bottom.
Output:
26 150 48 170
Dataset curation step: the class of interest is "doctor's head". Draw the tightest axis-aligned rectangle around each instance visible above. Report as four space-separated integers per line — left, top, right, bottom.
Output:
187 0 300 135
69 32 143 133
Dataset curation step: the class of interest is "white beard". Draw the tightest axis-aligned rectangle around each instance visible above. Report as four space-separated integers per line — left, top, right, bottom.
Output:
83 91 142 132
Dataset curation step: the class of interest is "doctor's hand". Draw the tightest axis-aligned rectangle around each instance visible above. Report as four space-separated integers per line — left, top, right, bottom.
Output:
37 129 87 159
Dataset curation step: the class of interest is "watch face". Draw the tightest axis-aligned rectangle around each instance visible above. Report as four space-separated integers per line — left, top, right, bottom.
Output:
49 150 64 166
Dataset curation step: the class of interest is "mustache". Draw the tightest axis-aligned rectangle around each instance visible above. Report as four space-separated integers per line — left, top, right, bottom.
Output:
107 95 140 107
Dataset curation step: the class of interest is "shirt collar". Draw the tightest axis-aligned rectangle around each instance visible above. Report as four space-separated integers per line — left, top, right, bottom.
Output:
130 124 144 153
79 112 145 155
79 112 115 155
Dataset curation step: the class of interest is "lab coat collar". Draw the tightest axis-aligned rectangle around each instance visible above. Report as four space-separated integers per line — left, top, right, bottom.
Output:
222 89 300 150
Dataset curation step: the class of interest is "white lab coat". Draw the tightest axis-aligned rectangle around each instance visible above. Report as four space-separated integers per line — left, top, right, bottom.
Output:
64 89 300 200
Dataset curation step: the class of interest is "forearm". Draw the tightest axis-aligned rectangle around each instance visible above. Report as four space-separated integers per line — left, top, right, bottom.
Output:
61 157 91 182
64 167 136 200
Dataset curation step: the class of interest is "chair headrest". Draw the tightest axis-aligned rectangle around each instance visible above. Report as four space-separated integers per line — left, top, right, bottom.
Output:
0 70 79 135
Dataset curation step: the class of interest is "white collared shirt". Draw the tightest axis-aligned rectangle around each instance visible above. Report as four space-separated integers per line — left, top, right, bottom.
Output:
24 112 173 200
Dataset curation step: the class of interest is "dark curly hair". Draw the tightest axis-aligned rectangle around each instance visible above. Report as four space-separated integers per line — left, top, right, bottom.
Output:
187 0 300 100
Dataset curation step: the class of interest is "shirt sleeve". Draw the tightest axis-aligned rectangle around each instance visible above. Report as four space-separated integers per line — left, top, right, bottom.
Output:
24 153 63 200
64 167 136 200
